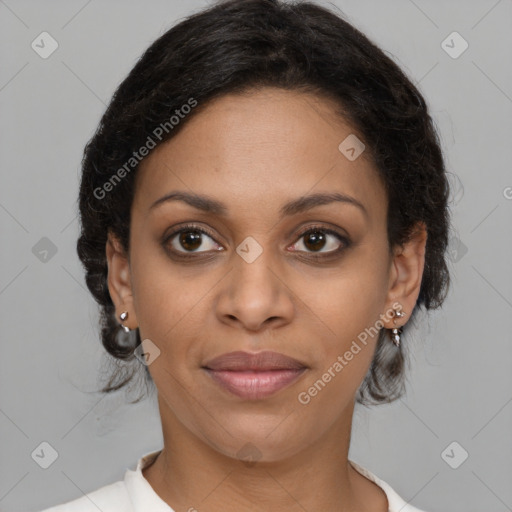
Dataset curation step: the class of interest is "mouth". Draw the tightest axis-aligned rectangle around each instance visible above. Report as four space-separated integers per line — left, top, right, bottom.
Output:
202 350 308 400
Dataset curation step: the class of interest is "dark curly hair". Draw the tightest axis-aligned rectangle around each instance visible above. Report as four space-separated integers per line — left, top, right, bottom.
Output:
76 0 451 405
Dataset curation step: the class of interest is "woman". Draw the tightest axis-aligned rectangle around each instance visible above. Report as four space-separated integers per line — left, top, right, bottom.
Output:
42 0 450 510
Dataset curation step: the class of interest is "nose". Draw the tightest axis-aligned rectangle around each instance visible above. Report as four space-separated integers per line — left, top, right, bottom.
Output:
214 251 295 333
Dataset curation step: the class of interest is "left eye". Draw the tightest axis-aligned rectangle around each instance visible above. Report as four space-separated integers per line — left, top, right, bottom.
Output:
290 228 347 254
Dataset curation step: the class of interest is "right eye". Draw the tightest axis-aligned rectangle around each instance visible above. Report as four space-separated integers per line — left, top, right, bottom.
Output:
164 224 224 256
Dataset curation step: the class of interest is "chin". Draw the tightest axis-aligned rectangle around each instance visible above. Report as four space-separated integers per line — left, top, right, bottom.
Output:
200 414 313 464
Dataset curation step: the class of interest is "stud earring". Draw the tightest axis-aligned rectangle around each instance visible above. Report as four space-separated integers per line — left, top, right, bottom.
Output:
393 309 405 325
119 311 131 333
389 309 406 347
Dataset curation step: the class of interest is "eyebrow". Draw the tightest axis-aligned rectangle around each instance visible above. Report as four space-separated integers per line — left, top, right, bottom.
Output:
149 191 368 219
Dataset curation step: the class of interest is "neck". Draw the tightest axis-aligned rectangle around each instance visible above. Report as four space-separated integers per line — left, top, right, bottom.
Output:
142 396 388 512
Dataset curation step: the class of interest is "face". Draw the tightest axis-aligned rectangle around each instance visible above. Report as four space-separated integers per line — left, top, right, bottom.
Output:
107 87 426 462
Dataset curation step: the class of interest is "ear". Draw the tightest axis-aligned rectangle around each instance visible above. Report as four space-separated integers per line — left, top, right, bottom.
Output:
382 221 428 328
105 231 138 330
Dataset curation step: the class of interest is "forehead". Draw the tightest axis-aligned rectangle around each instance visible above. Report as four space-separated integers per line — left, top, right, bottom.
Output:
133 87 386 221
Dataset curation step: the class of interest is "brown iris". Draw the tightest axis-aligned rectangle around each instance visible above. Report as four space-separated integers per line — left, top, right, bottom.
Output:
303 231 326 252
179 230 203 251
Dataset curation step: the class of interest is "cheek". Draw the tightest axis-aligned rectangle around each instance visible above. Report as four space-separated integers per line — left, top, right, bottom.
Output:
129 248 225 391
130 239 204 338
298 261 388 346
291 255 390 402
292 279 384 423
133 272 207 363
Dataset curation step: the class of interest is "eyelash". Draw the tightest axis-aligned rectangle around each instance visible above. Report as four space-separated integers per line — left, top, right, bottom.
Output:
163 223 350 261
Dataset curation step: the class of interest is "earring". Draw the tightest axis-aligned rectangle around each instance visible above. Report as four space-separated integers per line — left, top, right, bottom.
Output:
389 326 402 347
393 309 405 324
119 311 131 333
389 309 406 347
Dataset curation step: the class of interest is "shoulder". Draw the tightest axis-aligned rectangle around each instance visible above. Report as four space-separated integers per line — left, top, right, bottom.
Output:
39 480 132 512
349 459 429 512
38 451 168 512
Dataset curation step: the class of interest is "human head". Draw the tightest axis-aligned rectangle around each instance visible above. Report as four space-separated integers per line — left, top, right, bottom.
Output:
77 0 450 407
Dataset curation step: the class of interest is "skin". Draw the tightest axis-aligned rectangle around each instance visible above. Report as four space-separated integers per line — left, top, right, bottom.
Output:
106 87 427 512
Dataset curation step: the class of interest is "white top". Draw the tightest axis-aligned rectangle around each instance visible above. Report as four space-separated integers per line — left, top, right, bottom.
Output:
40 451 427 512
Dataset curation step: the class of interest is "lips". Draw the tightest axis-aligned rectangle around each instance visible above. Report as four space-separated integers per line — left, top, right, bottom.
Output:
202 351 307 400
204 350 306 371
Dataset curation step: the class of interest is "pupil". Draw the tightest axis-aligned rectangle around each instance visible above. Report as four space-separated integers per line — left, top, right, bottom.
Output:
304 231 325 251
180 231 202 251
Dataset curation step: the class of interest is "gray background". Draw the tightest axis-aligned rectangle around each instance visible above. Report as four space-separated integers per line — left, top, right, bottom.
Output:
1 0 511 511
